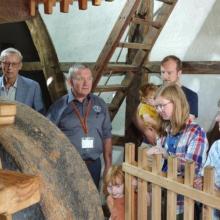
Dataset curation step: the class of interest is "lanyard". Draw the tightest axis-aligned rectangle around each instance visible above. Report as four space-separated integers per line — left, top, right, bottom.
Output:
71 99 92 135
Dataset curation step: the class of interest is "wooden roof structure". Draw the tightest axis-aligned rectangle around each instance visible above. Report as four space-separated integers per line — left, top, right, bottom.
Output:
0 0 219 145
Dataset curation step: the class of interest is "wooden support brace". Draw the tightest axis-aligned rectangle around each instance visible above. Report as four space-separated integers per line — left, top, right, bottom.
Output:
78 0 88 10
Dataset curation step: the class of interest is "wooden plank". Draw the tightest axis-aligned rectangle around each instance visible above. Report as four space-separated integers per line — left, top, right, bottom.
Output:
78 0 88 10
26 13 67 102
60 0 71 12
105 64 139 73
124 143 136 220
92 0 101 6
92 0 142 90
151 154 162 220
110 71 135 120
184 161 195 220
137 147 148 220
202 166 215 220
29 0 36 16
44 0 54 14
0 170 40 215
145 61 220 74
132 16 161 28
94 84 127 93
167 156 177 220
118 42 151 50
0 104 16 116
132 1 177 67
22 62 42 71
122 163 220 210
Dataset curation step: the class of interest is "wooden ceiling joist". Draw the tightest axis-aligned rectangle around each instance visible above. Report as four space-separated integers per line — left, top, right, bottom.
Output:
118 42 151 50
105 64 139 73
145 61 220 74
94 85 127 93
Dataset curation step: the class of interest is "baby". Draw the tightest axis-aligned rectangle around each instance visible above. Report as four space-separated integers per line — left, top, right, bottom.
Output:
136 83 160 145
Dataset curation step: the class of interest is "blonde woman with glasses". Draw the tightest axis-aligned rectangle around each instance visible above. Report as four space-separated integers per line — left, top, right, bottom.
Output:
147 83 208 219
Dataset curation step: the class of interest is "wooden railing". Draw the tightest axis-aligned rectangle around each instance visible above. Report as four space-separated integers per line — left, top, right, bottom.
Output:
122 143 220 220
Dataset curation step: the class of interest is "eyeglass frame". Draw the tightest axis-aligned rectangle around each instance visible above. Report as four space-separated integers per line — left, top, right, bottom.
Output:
155 101 172 111
1 61 21 68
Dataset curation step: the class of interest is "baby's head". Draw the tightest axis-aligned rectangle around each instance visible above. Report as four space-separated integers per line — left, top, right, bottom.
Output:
139 83 158 104
104 165 124 198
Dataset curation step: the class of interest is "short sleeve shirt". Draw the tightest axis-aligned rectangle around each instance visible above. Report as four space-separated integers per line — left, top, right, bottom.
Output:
47 91 112 160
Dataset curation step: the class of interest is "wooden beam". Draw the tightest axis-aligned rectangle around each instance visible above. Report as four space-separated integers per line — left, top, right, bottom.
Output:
22 62 42 71
118 42 151 50
26 12 67 102
105 64 139 73
0 170 40 215
94 84 127 93
145 61 220 74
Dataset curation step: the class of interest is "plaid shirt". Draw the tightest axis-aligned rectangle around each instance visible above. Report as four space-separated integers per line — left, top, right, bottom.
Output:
157 120 208 214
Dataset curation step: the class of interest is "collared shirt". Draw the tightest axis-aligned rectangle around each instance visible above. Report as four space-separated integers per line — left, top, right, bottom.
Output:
157 120 208 214
47 90 112 160
0 77 17 101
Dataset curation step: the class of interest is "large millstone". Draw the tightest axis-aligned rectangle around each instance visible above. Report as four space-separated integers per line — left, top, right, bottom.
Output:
0 100 104 220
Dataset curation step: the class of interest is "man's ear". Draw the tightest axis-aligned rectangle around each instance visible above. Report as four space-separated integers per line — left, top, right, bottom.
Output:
177 70 182 78
18 62 22 70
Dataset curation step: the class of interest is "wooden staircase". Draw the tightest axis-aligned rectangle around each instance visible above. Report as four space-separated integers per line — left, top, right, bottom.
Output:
92 0 177 143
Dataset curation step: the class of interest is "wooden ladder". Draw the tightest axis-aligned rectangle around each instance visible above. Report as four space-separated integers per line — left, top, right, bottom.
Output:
92 0 177 122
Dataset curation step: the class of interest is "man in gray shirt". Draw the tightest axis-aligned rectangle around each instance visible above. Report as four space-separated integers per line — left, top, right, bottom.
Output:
47 64 112 189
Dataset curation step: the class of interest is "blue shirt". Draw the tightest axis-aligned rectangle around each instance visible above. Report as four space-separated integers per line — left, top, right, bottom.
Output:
47 90 112 160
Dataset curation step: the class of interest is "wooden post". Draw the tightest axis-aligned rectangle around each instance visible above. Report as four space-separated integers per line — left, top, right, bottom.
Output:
167 156 177 220
92 0 101 6
152 154 162 220
184 161 195 220
124 143 136 220
138 147 148 219
78 0 88 10
44 0 54 14
202 166 215 220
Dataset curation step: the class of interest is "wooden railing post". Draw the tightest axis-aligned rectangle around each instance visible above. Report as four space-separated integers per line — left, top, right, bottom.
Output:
152 154 162 220
202 166 215 220
125 143 136 220
167 156 177 220
137 147 148 220
184 161 195 220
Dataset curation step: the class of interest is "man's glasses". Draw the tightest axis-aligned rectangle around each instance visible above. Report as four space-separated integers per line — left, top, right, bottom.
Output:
1 62 21 68
155 101 172 111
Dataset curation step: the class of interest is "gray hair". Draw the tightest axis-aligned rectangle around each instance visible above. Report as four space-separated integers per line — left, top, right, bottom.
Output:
0 47 23 62
66 63 89 80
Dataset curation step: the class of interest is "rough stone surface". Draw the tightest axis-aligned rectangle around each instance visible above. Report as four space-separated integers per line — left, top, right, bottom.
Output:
0 99 104 220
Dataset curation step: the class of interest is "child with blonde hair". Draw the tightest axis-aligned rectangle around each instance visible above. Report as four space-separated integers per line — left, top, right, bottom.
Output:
103 165 125 220
136 83 160 145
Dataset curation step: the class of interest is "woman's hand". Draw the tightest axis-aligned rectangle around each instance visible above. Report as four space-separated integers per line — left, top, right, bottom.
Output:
146 146 168 159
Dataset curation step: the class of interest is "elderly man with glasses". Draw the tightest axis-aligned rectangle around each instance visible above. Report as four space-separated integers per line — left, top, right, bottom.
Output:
0 47 45 114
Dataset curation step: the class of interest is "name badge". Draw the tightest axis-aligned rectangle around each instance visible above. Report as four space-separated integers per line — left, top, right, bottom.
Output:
81 137 94 149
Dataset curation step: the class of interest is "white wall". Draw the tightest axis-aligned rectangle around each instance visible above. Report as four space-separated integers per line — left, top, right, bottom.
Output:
39 0 126 62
